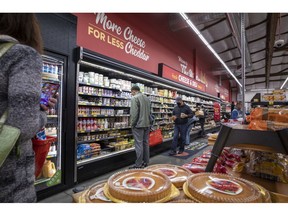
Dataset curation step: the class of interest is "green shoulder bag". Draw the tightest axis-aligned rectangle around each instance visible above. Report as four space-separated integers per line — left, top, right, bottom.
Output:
0 42 20 167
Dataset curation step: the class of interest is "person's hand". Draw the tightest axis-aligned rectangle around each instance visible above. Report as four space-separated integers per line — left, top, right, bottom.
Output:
41 94 58 111
180 113 188 118
171 115 177 121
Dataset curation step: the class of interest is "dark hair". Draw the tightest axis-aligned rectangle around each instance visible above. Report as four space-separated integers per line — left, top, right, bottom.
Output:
0 13 43 54
131 85 140 91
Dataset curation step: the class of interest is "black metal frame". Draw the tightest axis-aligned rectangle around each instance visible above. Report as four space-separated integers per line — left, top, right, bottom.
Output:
36 13 77 201
205 124 288 172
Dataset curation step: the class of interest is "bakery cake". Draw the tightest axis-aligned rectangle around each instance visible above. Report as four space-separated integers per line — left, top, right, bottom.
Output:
105 169 172 202
184 173 262 203
146 164 192 188
82 180 112 203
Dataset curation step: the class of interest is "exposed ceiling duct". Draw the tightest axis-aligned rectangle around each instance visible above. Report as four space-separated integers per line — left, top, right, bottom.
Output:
226 13 252 72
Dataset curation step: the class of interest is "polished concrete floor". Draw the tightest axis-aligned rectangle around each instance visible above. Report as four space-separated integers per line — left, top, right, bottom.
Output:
39 137 211 203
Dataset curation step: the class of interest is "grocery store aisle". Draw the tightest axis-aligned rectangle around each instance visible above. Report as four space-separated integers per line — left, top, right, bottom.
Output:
38 137 210 203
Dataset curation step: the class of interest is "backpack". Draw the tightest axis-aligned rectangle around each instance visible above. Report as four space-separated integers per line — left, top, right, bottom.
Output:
0 42 20 168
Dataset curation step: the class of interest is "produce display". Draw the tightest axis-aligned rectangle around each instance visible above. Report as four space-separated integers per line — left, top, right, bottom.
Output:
145 164 192 189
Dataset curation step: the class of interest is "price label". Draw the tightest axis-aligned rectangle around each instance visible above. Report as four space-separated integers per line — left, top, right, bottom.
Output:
269 101 274 105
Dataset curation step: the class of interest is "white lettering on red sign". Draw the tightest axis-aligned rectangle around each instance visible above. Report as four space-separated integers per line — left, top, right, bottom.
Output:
94 13 149 62
95 13 122 35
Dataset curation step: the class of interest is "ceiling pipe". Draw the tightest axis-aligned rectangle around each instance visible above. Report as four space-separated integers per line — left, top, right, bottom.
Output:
265 13 279 89
240 13 246 118
226 13 252 73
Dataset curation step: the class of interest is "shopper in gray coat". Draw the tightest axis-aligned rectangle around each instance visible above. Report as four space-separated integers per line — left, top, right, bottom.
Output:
129 85 152 169
0 14 56 203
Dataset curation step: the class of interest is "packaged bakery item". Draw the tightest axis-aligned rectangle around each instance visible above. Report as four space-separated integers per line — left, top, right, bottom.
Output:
245 151 288 183
249 107 288 131
182 163 206 174
80 180 112 203
183 173 263 203
145 164 192 189
104 169 179 202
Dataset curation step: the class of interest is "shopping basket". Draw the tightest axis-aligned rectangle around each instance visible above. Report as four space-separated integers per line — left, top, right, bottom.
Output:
32 136 56 177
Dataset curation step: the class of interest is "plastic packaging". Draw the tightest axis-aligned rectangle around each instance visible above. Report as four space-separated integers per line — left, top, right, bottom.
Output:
248 107 288 131
145 164 192 188
244 151 288 183
106 169 175 203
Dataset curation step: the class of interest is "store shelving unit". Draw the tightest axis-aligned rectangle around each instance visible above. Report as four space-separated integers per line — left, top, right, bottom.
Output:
74 47 222 182
251 101 288 107
35 54 64 189
205 124 288 172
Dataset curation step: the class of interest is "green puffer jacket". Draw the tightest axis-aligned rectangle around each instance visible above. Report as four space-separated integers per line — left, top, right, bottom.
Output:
130 92 151 128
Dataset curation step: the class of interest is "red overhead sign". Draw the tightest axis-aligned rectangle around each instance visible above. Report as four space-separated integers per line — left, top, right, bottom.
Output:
159 64 206 92
214 102 221 121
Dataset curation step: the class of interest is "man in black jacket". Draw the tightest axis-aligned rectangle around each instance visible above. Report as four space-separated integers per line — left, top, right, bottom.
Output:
169 97 193 155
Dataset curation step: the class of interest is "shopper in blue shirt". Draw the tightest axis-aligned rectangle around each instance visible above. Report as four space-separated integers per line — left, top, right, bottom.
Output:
231 101 243 120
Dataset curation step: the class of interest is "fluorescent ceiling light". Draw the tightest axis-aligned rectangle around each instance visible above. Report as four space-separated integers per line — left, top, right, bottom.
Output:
280 77 288 89
249 88 275 92
179 13 242 88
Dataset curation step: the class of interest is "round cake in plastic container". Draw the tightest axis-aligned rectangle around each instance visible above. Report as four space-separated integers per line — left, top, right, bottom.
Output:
183 173 263 203
80 180 112 203
145 164 192 189
105 169 178 203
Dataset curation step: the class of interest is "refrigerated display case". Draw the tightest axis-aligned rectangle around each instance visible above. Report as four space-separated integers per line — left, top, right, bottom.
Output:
35 54 64 191
74 47 222 182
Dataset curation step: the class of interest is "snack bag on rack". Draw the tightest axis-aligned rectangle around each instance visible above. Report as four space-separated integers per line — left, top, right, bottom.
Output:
244 151 288 183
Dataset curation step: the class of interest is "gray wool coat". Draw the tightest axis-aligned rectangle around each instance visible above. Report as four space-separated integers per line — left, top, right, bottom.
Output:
0 35 47 202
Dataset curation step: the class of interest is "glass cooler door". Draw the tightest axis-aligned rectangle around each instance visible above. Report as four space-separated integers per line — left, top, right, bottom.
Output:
35 54 64 191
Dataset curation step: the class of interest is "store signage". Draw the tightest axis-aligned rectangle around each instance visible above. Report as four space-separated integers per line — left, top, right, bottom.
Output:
159 64 206 92
91 13 149 61
178 56 194 78
214 102 221 121
77 13 151 63
196 68 208 87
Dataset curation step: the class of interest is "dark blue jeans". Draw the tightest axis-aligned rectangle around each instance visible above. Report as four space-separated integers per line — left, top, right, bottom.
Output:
171 123 188 152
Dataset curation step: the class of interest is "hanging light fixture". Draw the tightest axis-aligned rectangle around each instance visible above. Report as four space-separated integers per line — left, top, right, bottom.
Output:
280 77 288 89
179 13 243 88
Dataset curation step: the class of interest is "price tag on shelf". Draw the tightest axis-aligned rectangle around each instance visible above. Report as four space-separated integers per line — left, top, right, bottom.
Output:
269 101 274 105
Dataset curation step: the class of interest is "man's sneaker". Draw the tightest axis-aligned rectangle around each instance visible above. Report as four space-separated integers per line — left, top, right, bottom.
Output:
168 151 177 156
142 162 148 168
178 150 184 154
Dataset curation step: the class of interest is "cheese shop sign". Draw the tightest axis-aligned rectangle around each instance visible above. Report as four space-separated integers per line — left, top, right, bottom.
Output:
77 13 150 62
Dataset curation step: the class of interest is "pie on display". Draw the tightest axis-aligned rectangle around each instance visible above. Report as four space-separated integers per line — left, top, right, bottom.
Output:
81 180 111 203
206 177 243 195
105 169 173 202
122 176 155 191
146 164 192 188
184 173 263 203
156 168 177 178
